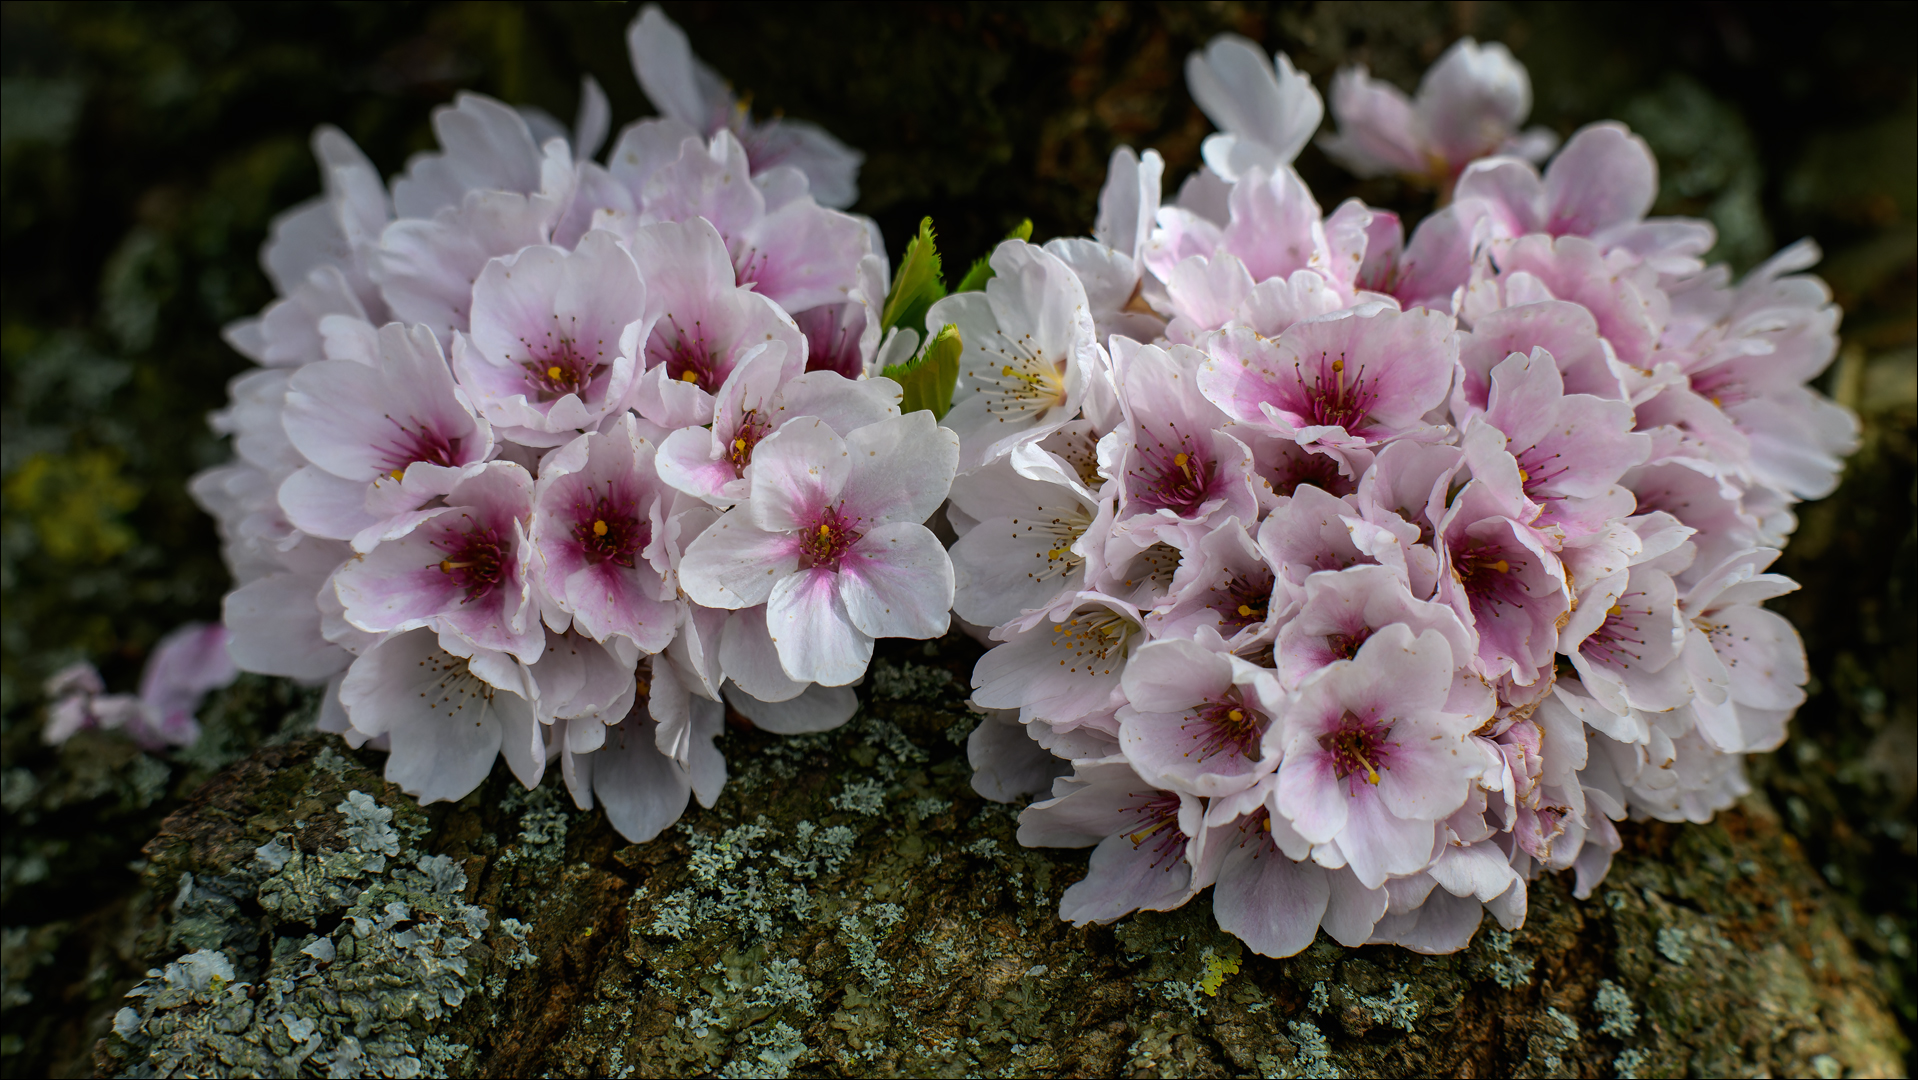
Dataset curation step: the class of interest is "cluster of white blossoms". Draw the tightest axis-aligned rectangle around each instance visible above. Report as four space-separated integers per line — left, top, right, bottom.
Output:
959 35 1854 955
185 12 1853 956
191 6 957 842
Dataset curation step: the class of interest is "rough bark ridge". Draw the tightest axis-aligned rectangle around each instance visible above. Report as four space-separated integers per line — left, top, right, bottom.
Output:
91 644 1904 1079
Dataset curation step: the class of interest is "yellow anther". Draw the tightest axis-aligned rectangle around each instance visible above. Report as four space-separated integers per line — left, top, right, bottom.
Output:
547 365 563 380
680 370 700 382
592 520 609 537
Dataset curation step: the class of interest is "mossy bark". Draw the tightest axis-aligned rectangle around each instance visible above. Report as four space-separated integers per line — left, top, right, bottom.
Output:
86 646 1905 1079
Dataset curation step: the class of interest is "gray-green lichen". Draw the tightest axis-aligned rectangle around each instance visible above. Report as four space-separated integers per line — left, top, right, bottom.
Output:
100 788 488 1078
67 651 1914 1078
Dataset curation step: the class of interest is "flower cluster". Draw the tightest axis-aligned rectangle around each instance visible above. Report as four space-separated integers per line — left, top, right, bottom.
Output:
191 6 955 842
184 14 1852 959
960 34 1854 955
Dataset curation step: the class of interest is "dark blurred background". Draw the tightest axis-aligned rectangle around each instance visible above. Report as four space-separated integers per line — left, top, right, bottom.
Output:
2 2 1912 1074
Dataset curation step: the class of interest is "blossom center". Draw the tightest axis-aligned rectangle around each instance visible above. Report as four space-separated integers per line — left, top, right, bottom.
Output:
571 492 647 569
1454 541 1531 619
521 338 604 402
727 409 773 473
419 649 498 713
380 416 463 477
1209 569 1275 631
1325 627 1373 661
435 521 510 603
1131 431 1213 516
657 317 722 392
1046 608 1139 675
1294 352 1377 431
980 336 1069 421
1319 710 1396 793
1581 599 1648 668
799 506 862 570
1121 789 1189 870
1026 508 1092 585
1118 543 1182 595
1181 693 1267 762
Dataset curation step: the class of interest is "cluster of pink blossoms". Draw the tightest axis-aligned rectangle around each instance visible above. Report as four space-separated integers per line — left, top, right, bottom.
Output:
960 35 1854 955
191 7 955 842
184 16 1854 958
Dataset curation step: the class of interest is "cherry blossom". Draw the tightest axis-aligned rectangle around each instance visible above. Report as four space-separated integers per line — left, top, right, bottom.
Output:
679 412 959 685
184 18 1850 965
1320 38 1557 185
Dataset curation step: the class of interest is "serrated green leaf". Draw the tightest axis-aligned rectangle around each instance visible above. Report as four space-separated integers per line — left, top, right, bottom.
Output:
954 219 1034 293
880 322 962 419
879 217 945 336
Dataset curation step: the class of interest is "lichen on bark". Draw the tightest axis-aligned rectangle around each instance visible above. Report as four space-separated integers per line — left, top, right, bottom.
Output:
85 643 1905 1078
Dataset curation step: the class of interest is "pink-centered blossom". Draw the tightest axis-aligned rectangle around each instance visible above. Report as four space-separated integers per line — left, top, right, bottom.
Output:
333 460 543 663
1274 625 1493 888
626 217 809 428
279 322 496 551
529 414 684 653
451 230 650 446
1197 305 1457 449
656 345 900 506
1018 758 1206 924
1118 637 1284 796
678 411 958 685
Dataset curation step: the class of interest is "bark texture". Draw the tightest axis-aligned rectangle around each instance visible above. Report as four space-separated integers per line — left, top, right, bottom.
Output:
87 646 1905 1079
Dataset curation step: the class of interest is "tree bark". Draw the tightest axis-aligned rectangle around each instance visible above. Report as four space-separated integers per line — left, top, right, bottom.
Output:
90 645 1905 1079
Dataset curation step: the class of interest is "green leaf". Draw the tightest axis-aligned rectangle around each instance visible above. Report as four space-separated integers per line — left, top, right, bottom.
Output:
954 218 1034 293
880 322 963 419
879 217 945 336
